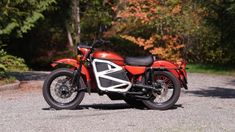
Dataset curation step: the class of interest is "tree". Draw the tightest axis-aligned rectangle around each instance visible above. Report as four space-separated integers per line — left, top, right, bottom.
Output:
58 0 113 46
205 0 235 63
186 0 235 64
0 0 56 38
109 0 205 62
80 0 113 41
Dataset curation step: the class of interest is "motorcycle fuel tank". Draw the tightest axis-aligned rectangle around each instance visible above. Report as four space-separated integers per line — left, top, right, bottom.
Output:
92 51 124 66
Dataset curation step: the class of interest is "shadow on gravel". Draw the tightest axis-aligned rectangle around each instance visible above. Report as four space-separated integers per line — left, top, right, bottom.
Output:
169 104 184 110
42 103 183 111
228 80 235 86
77 103 133 110
186 87 235 98
42 103 133 111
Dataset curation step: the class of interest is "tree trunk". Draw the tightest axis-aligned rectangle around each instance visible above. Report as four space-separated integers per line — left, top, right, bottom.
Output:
72 0 80 46
66 25 74 47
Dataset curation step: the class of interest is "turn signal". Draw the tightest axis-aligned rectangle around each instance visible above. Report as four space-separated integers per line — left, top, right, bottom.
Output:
76 55 82 61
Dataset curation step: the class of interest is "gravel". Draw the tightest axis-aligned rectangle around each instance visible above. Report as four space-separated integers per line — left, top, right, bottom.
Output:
0 73 235 132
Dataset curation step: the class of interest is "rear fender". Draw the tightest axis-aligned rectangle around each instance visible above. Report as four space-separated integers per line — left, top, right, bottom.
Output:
151 60 187 89
51 58 91 81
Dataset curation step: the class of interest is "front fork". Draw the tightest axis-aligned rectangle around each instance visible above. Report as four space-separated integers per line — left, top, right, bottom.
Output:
72 60 83 89
71 60 91 93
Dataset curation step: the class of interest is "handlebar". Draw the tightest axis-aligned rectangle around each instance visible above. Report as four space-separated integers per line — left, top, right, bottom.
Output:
91 39 111 47
77 39 111 61
78 39 110 50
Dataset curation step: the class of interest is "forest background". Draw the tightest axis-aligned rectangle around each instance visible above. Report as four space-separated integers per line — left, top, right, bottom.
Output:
0 0 235 79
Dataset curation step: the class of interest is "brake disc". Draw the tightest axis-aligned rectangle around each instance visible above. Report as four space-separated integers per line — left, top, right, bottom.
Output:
54 79 73 99
152 81 168 99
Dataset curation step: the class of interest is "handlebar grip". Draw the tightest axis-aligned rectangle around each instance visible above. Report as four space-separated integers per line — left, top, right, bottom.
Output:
91 39 111 48
102 40 111 44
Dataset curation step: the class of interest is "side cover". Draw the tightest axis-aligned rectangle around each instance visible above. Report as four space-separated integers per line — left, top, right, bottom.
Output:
92 59 131 92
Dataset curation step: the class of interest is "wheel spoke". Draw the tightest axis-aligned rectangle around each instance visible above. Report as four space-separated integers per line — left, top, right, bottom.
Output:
50 76 78 104
152 74 175 104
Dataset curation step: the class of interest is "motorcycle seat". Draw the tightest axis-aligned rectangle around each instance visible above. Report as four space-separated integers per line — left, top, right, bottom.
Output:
125 55 154 66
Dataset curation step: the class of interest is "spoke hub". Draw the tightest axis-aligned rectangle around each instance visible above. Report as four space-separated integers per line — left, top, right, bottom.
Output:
153 81 168 98
55 84 73 99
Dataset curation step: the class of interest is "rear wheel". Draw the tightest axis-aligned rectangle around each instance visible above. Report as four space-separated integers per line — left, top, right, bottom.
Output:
142 71 181 110
43 68 85 110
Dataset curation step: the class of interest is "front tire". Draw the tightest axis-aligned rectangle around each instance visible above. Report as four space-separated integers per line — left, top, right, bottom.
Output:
142 71 181 110
43 68 85 110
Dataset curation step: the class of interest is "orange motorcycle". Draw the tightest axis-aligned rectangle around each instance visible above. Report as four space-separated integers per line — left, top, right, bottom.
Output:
43 39 187 110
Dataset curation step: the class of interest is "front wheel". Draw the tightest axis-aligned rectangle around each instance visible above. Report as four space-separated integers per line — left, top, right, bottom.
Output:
142 71 181 110
43 68 85 110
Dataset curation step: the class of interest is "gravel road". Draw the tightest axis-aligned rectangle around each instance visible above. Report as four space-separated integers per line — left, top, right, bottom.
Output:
0 73 235 132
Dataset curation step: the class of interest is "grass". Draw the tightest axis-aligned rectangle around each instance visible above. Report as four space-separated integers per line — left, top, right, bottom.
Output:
0 76 16 85
187 63 235 76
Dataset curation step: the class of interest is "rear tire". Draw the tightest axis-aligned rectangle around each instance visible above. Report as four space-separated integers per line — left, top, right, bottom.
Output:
43 68 85 110
142 71 181 110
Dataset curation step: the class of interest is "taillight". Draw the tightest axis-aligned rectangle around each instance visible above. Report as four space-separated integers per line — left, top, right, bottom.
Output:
181 62 186 69
176 61 187 69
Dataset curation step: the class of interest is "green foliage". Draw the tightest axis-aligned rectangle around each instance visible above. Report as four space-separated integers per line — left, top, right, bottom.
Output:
0 48 8 78
185 22 223 63
0 46 28 79
80 0 113 41
0 76 16 85
0 0 56 37
0 54 28 72
187 63 235 76
189 0 235 64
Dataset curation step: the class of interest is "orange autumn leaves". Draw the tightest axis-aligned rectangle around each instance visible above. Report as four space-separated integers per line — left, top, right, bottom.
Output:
113 0 162 24
113 0 182 24
121 34 184 61
111 0 185 62
172 4 182 14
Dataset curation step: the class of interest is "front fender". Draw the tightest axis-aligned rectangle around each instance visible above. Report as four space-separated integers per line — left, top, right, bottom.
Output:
151 60 187 89
51 58 91 81
51 58 79 68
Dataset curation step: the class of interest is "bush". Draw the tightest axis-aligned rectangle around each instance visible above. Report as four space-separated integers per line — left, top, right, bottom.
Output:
0 47 28 79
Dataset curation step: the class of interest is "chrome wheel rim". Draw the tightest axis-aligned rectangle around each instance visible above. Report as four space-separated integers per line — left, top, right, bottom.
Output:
50 76 78 104
152 75 174 104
